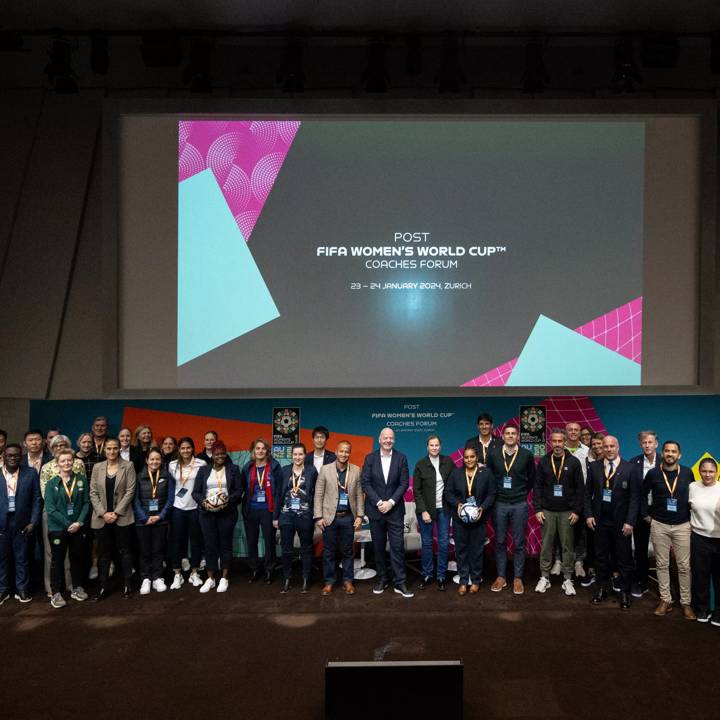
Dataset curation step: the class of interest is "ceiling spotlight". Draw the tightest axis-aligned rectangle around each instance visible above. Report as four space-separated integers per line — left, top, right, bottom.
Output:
362 39 389 93
437 34 465 93
44 37 78 93
523 36 549 94
612 37 642 93
277 37 305 93
184 40 213 93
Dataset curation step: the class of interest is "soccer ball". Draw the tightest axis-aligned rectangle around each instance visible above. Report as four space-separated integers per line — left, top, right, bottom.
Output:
205 492 229 512
458 502 481 524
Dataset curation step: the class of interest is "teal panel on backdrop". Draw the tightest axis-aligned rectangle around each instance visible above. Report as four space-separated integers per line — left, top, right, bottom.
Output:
177 169 280 365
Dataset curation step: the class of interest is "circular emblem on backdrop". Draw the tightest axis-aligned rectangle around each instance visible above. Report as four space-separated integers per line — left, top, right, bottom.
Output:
520 407 546 433
274 409 299 436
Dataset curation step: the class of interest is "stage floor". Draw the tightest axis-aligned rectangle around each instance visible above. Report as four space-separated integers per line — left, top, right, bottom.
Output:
2 559 716 720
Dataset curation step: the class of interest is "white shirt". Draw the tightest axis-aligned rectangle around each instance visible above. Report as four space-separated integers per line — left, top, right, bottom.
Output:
604 456 621 475
689 482 720 538
429 455 444 509
120 447 130 462
169 457 206 510
206 466 228 499
642 454 656 478
313 452 325 474
380 451 392 483
568 443 589 482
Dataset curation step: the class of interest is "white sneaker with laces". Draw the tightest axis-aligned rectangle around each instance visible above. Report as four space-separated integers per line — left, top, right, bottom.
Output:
562 579 576 596
550 559 562 576
181 558 191 572
574 561 586 578
140 579 151 595
188 572 203 587
217 578 229 593
535 577 551 593
200 578 216 594
170 574 184 590
70 586 88 602
152 578 167 593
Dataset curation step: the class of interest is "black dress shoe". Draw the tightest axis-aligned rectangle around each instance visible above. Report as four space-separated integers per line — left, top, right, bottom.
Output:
280 579 291 594
248 569 260 584
372 579 389 595
122 586 132 599
264 570 273 585
592 587 608 604
620 592 631 609
301 578 310 594
419 576 432 590
437 579 446 592
92 588 109 602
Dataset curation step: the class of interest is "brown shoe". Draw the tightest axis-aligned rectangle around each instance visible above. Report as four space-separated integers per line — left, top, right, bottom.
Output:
513 578 525 595
681 604 697 621
470 583 480 594
491 577 507 592
654 600 673 616
458 584 467 596
321 584 334 596
343 581 356 595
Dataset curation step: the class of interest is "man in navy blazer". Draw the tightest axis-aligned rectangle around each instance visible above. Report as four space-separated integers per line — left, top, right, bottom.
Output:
361 427 413 598
585 436 639 609
304 426 337 473
0 444 42 603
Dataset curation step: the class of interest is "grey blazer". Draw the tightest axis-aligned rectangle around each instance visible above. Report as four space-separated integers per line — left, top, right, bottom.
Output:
314 462 364 525
89 459 137 529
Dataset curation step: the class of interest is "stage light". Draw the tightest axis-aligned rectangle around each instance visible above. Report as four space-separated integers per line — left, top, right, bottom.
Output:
141 31 182 67
277 37 305 93
184 40 213 93
90 33 109 75
523 36 549 94
611 37 642 93
362 39 389 93
437 34 465 93
44 37 78 93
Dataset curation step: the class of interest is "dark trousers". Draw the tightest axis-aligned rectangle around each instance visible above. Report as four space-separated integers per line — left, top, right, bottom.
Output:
633 518 651 585
0 514 30 593
594 522 633 592
245 507 276 570
279 514 314 580
48 529 86 594
691 531 720 615
454 519 487 585
323 514 355 584
170 508 203 570
95 523 134 589
136 524 168 581
369 513 406 585
199 509 237 574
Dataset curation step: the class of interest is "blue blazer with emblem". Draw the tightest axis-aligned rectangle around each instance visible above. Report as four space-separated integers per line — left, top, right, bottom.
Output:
360 449 409 520
0 466 42 532
584 458 640 529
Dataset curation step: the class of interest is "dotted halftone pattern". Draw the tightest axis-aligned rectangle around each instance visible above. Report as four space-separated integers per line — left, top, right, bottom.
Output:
462 297 643 387
178 120 301 241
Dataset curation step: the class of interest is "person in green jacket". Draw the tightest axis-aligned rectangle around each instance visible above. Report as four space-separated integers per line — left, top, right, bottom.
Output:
45 449 90 608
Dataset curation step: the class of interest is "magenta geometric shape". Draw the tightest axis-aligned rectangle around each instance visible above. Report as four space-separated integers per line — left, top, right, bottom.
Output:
178 119 301 241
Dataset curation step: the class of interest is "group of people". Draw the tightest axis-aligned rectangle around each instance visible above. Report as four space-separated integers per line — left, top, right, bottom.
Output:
0 415 718 625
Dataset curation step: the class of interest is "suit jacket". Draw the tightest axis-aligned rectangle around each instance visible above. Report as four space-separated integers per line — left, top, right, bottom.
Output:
21 450 53 472
0 466 42 532
89 459 137 529
584 458 639 529
193 462 243 514
412 454 455 518
314 462 364 525
275 464 318 521
305 449 337 469
444 465 496 522
464 435 501 466
361 449 409 521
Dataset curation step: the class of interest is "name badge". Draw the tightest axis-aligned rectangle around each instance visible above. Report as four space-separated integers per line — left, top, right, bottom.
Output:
553 484 563 497
602 488 612 503
667 498 678 512
176 488 188 498
257 491 266 503
8 496 15 512
149 499 159 512
66 502 75 516
503 476 512 489
338 491 349 506
290 496 301 511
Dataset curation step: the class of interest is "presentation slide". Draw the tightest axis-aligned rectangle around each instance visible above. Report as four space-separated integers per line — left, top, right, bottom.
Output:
176 119 644 388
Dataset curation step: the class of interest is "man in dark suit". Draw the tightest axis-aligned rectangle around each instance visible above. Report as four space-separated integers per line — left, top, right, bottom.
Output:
361 427 412 598
304 425 337 473
585 436 639 609
464 412 501 467
0 444 42 603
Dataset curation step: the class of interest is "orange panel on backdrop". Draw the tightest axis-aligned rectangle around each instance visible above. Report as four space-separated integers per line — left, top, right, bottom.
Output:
121 406 374 460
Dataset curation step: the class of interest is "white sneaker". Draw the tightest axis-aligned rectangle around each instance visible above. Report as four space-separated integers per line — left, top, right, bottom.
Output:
70 586 88 602
88 566 99 580
562 579 576 596
217 578 229 593
535 577 551 593
199 557 207 570
140 579 151 595
152 578 167 593
109 562 116 578
188 572 203 587
50 592 67 608
181 558 191 572
200 578 216 594
550 559 562 576
170 575 184 591
574 561 586 578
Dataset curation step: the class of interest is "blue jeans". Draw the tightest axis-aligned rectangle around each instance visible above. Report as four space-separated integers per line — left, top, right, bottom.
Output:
494 501 529 579
417 508 450 579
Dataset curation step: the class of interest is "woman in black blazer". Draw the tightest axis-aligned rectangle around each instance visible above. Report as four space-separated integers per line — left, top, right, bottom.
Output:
191 441 242 594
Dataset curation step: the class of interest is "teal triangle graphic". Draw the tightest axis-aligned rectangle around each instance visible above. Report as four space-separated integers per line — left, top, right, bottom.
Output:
505 314 641 387
178 169 280 365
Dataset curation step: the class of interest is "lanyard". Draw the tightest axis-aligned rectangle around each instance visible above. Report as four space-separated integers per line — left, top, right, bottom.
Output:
337 466 348 491
213 467 225 492
61 475 77 501
95 439 105 456
466 468 478 495
479 441 489 464
149 470 160 498
550 454 564 482
503 448 519 475
4 469 18 495
291 469 303 494
662 468 679 498
604 462 618 488
255 464 266 492
179 462 193 487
